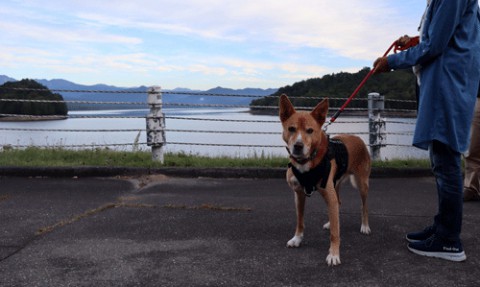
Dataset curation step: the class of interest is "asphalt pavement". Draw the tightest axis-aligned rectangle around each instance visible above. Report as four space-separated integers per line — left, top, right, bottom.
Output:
1 169 480 286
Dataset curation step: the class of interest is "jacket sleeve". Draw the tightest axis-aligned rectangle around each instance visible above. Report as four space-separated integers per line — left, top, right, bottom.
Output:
387 0 466 69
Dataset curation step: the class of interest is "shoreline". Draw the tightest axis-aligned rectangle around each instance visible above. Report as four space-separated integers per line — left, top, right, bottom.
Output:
0 115 68 122
249 109 418 118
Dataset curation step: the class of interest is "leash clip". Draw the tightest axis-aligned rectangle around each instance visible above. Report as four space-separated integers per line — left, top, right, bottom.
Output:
323 120 332 132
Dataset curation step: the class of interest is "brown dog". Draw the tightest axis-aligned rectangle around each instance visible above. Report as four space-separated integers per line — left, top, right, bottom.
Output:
279 94 371 266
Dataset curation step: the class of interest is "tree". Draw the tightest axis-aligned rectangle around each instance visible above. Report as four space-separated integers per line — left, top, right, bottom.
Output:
0 79 68 117
250 68 417 112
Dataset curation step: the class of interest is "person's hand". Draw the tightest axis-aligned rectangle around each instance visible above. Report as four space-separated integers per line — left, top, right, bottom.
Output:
373 57 390 74
396 35 411 47
394 35 419 52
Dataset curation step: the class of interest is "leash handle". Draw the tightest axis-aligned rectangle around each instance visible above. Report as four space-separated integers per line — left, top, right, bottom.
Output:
394 36 419 53
325 41 397 128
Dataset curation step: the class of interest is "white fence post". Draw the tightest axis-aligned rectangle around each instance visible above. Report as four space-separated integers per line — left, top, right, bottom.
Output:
368 92 386 161
146 86 165 163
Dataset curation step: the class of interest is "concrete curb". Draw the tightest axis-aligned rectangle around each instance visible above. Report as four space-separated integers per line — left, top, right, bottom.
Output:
0 166 433 178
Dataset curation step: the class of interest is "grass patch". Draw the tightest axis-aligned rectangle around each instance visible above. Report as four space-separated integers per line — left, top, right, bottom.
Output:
0 147 161 168
372 158 431 169
0 147 431 169
0 147 290 168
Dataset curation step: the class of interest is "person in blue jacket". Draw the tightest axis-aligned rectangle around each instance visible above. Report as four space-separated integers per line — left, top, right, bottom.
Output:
374 0 480 262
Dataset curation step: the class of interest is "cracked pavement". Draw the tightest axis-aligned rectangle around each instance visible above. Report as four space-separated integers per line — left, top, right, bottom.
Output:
1 174 480 286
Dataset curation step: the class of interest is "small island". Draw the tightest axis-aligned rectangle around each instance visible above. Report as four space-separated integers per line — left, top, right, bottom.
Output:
0 79 68 121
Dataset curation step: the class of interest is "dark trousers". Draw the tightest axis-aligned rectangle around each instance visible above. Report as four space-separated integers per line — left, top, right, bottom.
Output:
429 140 463 242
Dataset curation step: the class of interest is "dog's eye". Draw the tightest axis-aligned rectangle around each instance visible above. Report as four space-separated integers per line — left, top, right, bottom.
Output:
288 127 296 133
306 128 314 134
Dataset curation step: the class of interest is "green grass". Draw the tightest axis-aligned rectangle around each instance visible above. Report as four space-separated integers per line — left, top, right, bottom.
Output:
372 158 431 169
0 147 431 169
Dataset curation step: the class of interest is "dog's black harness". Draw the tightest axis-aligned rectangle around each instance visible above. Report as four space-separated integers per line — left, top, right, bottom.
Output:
289 139 349 197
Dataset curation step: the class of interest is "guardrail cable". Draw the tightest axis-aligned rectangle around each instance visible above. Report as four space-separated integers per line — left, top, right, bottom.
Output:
0 88 418 153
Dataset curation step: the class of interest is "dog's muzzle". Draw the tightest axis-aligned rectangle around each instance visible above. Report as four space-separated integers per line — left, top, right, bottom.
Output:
292 142 304 156
286 144 317 166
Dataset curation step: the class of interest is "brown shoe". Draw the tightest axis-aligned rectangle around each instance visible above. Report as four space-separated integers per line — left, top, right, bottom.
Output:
463 189 480 201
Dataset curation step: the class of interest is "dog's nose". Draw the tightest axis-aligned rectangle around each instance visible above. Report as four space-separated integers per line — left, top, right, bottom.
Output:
293 142 304 154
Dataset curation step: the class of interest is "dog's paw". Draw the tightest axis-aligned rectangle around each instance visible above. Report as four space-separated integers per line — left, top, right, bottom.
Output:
286 235 303 248
360 224 371 235
323 221 330 230
326 254 341 266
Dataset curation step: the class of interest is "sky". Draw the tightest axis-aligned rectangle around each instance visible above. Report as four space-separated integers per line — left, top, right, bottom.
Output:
0 0 426 90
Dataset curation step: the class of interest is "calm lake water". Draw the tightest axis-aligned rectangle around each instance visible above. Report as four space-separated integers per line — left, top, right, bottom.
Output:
0 108 428 160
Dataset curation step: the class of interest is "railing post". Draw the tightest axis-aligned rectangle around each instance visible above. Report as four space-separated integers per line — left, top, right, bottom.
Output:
368 92 386 161
146 86 165 163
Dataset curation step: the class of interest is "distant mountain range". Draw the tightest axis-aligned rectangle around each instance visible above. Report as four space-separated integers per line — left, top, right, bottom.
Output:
0 75 278 108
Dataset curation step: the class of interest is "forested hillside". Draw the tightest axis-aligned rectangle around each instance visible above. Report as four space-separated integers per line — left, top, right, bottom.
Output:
0 79 68 117
251 67 417 111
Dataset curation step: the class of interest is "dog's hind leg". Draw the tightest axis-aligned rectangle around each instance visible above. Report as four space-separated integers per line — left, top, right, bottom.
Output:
287 190 306 248
352 174 371 235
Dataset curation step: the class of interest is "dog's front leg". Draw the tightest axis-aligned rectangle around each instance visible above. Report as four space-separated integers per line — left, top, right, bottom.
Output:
320 184 341 266
287 189 306 248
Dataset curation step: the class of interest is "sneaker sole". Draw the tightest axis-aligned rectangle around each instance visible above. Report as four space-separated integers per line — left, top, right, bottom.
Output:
405 235 422 243
407 245 467 262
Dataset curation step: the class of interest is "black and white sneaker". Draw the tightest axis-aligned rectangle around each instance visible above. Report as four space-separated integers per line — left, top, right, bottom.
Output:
407 234 466 262
406 225 435 243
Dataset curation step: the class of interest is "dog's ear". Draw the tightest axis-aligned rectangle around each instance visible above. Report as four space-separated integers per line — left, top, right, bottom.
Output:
279 94 296 122
310 98 329 125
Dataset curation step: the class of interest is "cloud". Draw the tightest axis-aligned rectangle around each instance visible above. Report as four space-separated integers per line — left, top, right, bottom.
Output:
13 0 420 56
0 20 141 46
65 0 420 58
1 0 424 88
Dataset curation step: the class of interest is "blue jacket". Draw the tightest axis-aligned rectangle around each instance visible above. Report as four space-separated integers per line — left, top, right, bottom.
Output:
388 0 480 152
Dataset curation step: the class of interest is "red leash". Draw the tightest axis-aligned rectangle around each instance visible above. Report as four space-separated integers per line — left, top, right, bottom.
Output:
323 37 419 130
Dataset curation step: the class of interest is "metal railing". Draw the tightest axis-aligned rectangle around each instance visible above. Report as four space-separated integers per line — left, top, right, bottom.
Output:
0 86 420 162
